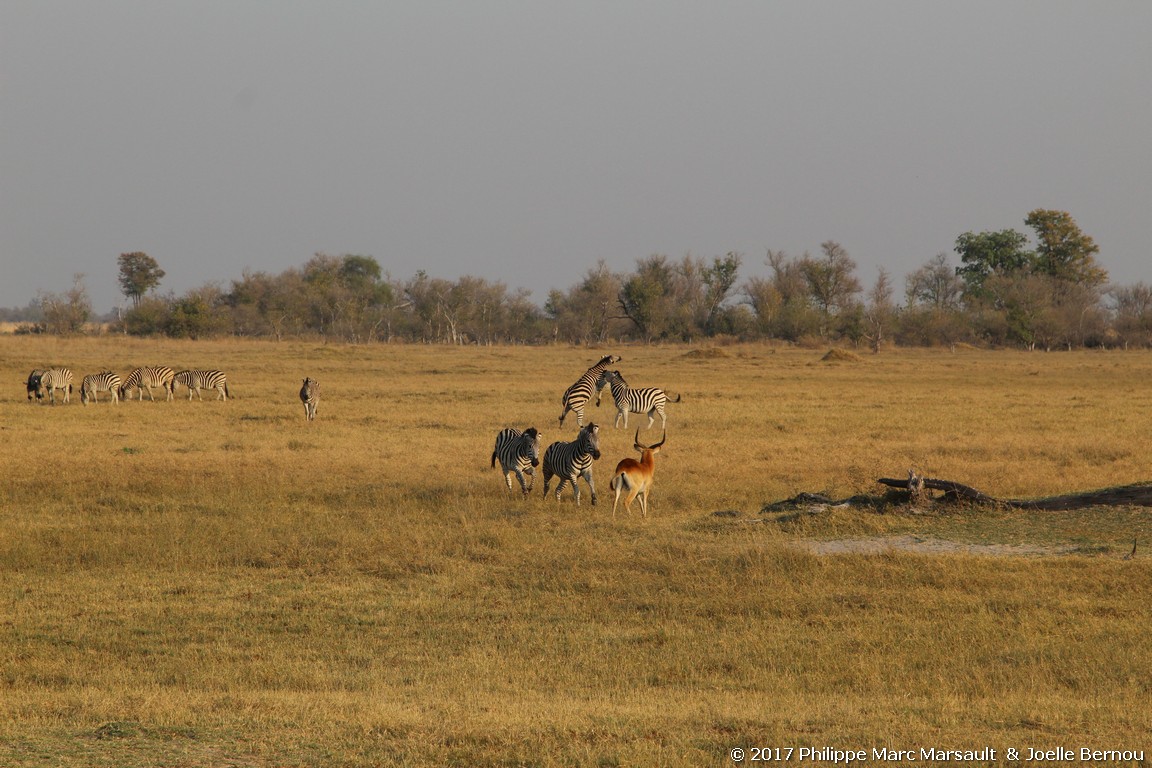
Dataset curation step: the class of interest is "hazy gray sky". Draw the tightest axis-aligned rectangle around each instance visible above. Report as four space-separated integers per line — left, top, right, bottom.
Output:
3 2 1150 312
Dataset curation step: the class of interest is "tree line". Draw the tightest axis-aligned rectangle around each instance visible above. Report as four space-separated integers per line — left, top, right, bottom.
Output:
7 209 1151 349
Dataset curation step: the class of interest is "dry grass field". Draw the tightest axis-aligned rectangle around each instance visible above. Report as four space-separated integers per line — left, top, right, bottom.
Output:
1 336 1150 766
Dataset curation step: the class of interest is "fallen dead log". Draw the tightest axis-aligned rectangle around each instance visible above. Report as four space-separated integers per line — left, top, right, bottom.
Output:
877 473 1152 511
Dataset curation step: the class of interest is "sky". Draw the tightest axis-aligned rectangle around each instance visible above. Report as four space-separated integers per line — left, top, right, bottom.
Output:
3 2 1150 313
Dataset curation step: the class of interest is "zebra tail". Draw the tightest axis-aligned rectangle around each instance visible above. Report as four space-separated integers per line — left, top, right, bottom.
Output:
225 382 231 399
491 451 498 469
669 392 681 403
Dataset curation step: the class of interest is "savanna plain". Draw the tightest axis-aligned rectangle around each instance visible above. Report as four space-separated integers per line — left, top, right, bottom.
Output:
1 336 1150 767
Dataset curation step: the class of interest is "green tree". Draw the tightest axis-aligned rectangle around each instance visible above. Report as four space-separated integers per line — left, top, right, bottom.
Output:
700 252 743 334
1024 209 1107 286
954 229 1032 300
742 250 820 342
166 285 230 339
800 241 862 339
618 255 678 342
117 252 166 307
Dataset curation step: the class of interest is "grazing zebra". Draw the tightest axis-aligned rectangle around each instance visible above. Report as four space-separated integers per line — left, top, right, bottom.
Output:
491 426 541 496
119 366 176 401
26 369 45 401
80 371 123 405
299 377 319 421
598 369 680 430
542 423 602 506
173 369 230 401
35 367 73 405
558 354 621 428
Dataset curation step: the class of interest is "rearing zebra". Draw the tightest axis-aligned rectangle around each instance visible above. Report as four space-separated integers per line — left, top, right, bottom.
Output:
80 371 123 405
173 369 230 401
491 426 541 496
299 377 319 421
542 422 602 506
558 354 621 428
36 367 73 405
119 366 176 401
598 369 680 430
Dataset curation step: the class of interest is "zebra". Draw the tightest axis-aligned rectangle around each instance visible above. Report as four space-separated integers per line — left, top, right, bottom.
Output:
558 354 621 428
80 371 123 405
35 367 73 405
26 369 46 401
173 369 230 401
541 422 602 506
119 366 176 401
491 426 541 496
300 377 319 420
598 369 680 430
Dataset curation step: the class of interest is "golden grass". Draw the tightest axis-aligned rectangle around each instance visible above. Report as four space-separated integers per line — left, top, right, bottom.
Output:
1 337 1151 765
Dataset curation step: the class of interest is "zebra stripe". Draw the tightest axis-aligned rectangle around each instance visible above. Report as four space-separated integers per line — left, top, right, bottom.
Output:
558 354 621 428
598 369 680 430
26 369 46 401
80 371 123 405
174 370 230 401
36 368 73 405
120 366 176 401
300 377 319 420
491 426 541 496
542 423 602 505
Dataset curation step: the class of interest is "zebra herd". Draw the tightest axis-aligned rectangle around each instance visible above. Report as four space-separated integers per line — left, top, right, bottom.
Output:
492 354 680 513
25 366 230 405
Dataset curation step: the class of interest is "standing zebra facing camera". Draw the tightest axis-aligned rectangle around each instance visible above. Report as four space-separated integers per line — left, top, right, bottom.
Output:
26 369 46 401
542 423 602 506
491 426 541 496
174 370 230 401
300 377 319 421
80 371 123 405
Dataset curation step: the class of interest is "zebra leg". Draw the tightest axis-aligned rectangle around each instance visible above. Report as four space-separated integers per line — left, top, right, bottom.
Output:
647 409 657 429
581 469 597 506
566 477 581 506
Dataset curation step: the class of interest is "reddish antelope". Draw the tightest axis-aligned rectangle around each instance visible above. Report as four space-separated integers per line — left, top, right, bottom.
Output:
609 429 665 518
